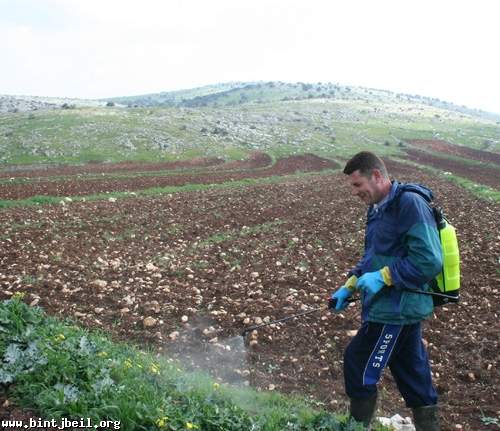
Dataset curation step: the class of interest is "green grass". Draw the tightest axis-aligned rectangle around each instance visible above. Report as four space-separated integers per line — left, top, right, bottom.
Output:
443 175 500 202
2 95 498 167
0 295 372 431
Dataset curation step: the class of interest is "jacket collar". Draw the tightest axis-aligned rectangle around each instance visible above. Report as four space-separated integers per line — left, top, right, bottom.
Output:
370 181 400 214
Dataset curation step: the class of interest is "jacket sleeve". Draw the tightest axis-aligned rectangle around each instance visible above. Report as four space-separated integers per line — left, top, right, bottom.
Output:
349 252 369 278
389 193 443 290
349 212 370 278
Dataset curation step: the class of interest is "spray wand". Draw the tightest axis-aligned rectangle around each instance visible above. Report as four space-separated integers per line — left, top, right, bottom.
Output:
240 297 358 337
240 286 459 337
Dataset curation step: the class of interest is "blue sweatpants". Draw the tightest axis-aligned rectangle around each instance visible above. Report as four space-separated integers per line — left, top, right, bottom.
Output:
343 321 438 407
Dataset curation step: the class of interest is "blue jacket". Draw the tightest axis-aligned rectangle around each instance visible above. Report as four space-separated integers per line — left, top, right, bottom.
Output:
350 181 443 324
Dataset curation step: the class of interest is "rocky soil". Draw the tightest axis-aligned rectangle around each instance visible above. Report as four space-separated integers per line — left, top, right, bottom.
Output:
0 152 499 430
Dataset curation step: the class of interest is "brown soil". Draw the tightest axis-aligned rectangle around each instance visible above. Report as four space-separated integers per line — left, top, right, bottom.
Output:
0 153 499 430
406 139 500 165
212 151 273 170
0 153 338 200
0 157 226 179
403 148 500 189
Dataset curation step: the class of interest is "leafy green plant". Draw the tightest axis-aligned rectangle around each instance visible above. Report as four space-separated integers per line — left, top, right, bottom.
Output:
480 409 500 428
0 295 371 430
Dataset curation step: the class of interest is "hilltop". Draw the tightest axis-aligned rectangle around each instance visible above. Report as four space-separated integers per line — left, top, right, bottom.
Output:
2 81 500 122
103 81 500 122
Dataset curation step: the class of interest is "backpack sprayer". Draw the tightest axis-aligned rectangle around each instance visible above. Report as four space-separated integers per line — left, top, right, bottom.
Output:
241 200 461 337
240 287 459 337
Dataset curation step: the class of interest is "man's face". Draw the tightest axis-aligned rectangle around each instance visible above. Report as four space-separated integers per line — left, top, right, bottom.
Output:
347 169 384 205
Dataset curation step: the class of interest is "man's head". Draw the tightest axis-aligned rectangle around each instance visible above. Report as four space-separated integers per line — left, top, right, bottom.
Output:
343 151 392 205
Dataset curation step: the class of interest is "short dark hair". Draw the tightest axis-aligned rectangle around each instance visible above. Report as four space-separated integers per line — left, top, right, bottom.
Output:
343 151 389 178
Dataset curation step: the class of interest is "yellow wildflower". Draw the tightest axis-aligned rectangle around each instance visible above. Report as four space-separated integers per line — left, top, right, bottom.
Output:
53 334 65 342
97 351 108 358
185 422 199 430
150 363 160 375
123 359 133 369
155 416 169 428
213 383 220 390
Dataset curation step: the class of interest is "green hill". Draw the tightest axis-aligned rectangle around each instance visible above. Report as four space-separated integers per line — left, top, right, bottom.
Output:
103 81 500 122
0 81 499 166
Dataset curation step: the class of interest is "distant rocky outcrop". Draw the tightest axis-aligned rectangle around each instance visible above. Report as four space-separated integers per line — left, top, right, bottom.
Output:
0 95 57 113
0 95 105 113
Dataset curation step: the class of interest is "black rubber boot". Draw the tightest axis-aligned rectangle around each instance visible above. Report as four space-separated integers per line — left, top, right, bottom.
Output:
412 404 440 431
350 394 377 428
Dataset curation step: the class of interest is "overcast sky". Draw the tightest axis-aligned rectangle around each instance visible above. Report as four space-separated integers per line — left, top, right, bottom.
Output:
1 0 499 113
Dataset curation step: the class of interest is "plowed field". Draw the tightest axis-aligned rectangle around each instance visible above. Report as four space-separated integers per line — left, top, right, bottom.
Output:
403 149 500 189
407 139 500 165
1 153 499 430
0 153 335 200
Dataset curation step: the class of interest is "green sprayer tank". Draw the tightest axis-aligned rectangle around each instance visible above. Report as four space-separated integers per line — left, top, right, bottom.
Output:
434 215 460 303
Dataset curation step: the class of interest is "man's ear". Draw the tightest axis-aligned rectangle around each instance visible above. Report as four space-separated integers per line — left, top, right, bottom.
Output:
371 168 383 183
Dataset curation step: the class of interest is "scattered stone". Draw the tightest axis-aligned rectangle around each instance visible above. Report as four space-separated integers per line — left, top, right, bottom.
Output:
143 317 157 328
466 372 476 382
376 414 414 430
145 262 159 272
92 279 108 289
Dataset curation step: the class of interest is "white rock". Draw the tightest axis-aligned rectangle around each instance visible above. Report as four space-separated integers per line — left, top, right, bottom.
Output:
92 279 108 289
143 317 158 327
376 414 415 431
146 262 159 272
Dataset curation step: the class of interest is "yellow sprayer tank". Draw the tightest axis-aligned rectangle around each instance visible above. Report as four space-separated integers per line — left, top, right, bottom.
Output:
435 219 460 296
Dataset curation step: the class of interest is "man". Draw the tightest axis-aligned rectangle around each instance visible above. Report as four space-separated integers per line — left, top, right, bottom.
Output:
330 151 442 430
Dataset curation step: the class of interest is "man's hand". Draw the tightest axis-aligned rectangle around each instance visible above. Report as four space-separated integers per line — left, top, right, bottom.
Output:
357 267 392 296
329 286 353 312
